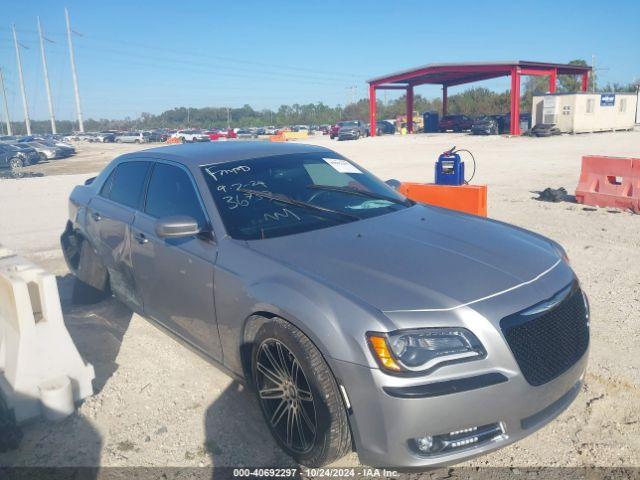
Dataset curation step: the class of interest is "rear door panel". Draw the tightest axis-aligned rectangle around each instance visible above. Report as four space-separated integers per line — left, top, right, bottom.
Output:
87 197 141 310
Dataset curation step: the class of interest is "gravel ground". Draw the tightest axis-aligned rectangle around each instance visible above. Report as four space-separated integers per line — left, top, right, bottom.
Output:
0 131 638 471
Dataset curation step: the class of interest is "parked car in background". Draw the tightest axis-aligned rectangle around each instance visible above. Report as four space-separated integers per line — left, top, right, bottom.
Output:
79 133 98 142
372 120 396 135
471 116 501 135
26 141 70 161
329 121 347 139
264 126 278 135
206 129 238 141
0 143 25 169
62 142 588 469
319 125 330 135
47 139 76 155
236 128 258 139
93 132 116 143
144 131 167 142
172 129 210 143
5 143 40 164
439 115 474 132
115 132 148 144
528 123 562 137
338 120 368 141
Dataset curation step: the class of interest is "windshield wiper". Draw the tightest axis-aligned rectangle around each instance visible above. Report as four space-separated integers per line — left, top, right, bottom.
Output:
237 188 360 222
307 184 413 206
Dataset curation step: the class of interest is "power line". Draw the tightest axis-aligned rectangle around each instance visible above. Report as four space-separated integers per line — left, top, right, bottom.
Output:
71 42 356 85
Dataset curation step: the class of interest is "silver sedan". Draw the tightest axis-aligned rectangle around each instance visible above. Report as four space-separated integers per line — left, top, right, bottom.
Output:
62 142 588 468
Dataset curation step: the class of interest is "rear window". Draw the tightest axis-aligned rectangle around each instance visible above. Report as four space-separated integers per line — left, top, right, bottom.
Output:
104 161 151 209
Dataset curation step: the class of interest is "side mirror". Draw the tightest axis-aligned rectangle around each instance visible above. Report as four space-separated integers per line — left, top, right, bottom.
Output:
385 179 401 191
155 215 200 239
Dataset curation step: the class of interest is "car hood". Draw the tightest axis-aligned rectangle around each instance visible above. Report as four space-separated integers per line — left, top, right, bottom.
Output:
247 205 561 312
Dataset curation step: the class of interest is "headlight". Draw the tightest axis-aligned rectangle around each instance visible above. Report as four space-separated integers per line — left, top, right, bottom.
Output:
368 328 485 374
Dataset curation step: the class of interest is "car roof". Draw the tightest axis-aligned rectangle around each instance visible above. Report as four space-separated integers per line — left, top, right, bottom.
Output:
117 141 335 167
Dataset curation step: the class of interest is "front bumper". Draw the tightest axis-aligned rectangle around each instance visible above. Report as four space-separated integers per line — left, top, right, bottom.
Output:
332 350 586 468
338 131 359 139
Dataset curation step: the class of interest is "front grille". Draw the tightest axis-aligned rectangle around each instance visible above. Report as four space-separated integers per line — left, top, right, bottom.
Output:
500 284 589 386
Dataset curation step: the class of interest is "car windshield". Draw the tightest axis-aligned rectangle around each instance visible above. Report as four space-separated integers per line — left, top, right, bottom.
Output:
340 121 359 127
201 152 411 240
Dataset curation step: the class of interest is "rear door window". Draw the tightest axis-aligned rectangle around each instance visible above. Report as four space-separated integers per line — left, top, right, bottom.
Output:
144 163 207 227
107 161 151 209
99 170 116 197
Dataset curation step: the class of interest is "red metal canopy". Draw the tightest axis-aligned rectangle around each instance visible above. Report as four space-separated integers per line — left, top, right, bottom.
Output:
367 60 591 136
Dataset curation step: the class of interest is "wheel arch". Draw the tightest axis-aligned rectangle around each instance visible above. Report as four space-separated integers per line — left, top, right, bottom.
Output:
240 309 357 452
239 306 352 391
61 220 109 291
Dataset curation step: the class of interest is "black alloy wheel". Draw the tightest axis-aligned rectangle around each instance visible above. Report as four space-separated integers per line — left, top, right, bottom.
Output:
255 338 317 454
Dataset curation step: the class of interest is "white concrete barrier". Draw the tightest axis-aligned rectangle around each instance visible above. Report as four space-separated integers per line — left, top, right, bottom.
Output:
0 246 94 422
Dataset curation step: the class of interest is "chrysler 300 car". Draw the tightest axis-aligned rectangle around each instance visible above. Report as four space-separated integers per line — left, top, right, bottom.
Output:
62 142 589 468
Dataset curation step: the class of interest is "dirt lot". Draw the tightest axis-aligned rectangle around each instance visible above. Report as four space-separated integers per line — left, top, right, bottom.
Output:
0 131 638 470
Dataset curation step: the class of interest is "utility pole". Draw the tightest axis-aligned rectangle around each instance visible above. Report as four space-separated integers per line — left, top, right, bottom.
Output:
12 25 31 135
0 68 12 136
65 7 84 132
226 107 230 129
38 17 57 134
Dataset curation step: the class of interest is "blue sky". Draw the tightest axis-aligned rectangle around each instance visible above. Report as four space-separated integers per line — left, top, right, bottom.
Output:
0 0 638 121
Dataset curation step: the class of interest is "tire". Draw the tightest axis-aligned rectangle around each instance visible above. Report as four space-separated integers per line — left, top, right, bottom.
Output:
252 318 351 467
8 157 24 170
39 153 47 162
115 139 122 143
134 139 140 144
180 137 187 144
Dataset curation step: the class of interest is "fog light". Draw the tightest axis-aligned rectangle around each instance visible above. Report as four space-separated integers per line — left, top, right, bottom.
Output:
415 435 434 453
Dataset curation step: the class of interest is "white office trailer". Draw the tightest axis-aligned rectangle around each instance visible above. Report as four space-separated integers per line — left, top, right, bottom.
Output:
531 92 637 133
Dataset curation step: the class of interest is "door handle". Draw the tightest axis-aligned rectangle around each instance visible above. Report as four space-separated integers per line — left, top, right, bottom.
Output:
91 212 102 221
134 233 148 245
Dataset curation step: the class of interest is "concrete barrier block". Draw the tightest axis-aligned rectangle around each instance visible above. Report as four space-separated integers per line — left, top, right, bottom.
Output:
0 246 95 422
